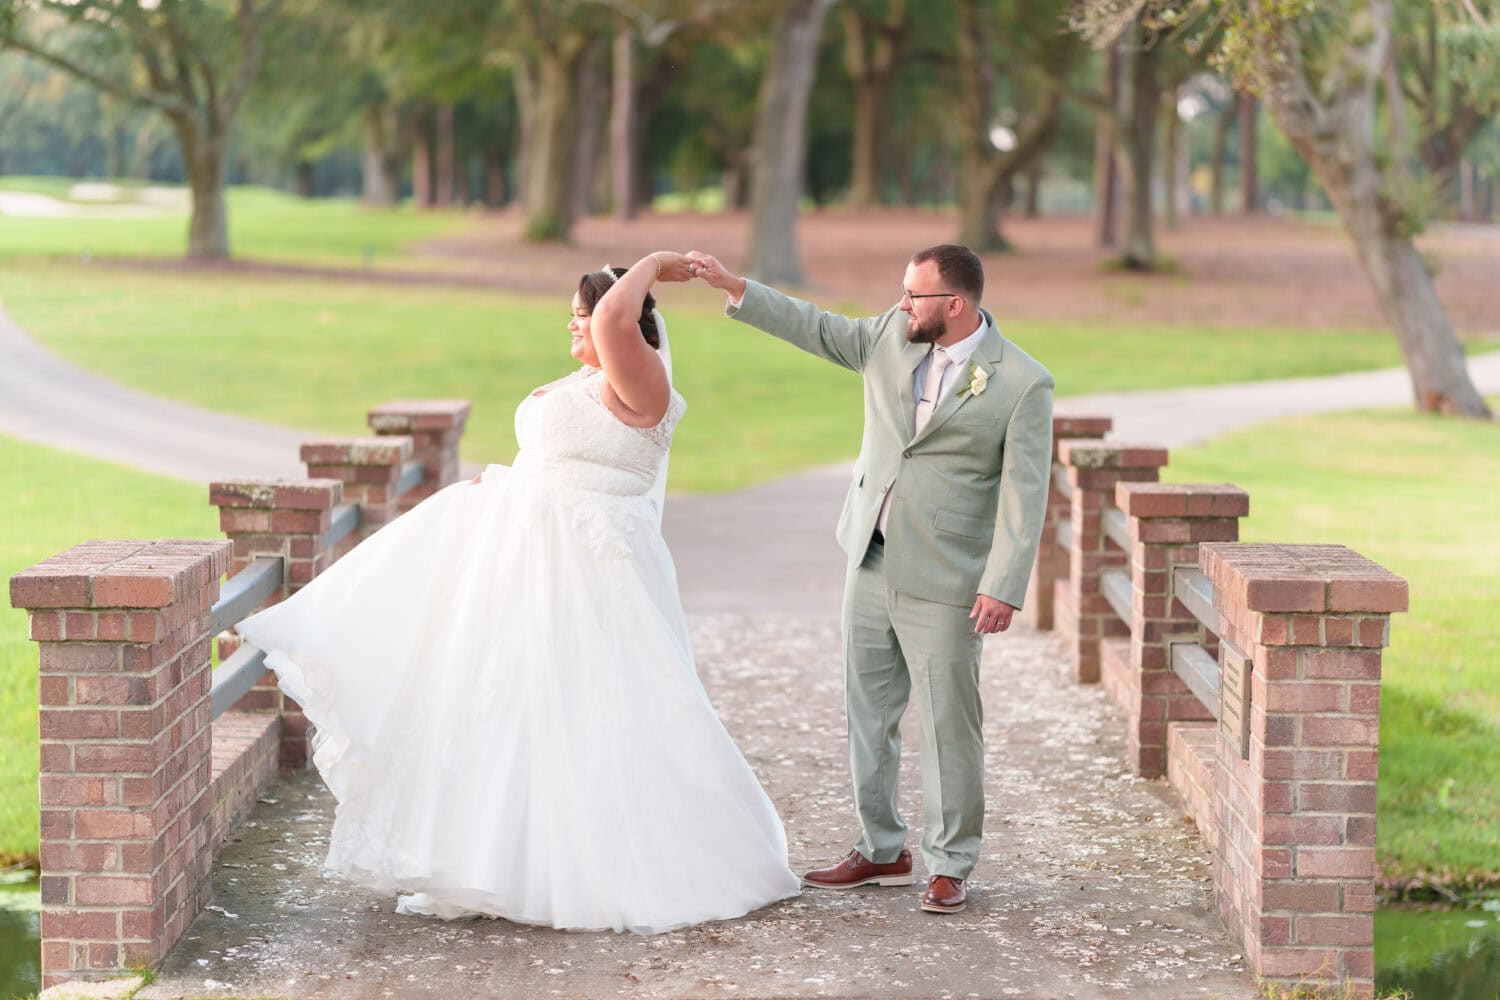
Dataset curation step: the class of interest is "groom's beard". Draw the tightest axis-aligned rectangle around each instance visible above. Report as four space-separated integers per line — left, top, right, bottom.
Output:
906 313 946 345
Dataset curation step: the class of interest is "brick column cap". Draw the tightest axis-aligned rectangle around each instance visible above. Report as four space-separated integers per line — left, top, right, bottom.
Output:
209 478 343 511
1200 543 1408 615
368 399 472 432
1116 482 1250 518
10 539 232 610
1057 439 1169 470
1052 414 1113 438
300 437 414 466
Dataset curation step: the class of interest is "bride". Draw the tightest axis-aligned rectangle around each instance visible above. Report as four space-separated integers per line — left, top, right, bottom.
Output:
234 251 801 932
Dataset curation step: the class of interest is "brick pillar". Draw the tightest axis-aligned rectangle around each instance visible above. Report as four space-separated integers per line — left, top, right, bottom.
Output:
1201 543 1407 999
1115 482 1248 777
1055 440 1168 683
301 436 414 553
10 539 231 989
209 478 342 768
368 399 472 512
1031 414 1111 629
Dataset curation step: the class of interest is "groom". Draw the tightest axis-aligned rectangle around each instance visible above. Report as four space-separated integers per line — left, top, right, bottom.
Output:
688 245 1053 914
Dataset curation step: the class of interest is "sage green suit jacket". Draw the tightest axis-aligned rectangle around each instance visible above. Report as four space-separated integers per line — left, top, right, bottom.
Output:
729 280 1055 609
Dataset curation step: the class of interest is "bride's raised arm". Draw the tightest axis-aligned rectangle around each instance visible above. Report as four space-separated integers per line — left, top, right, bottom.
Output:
591 251 693 425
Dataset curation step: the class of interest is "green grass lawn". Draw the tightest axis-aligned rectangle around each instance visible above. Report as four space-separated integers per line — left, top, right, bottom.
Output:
0 180 473 268
0 261 1439 491
0 436 218 865
1169 405 1500 885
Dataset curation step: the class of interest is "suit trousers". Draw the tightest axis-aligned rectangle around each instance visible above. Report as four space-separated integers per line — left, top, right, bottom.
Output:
842 537 986 880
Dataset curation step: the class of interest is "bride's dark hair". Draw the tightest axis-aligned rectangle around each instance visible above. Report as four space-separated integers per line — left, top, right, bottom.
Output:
577 267 660 349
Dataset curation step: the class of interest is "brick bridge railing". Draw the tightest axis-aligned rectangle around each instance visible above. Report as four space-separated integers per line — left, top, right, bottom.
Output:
11 403 1407 996
9 400 470 990
1031 414 1407 1000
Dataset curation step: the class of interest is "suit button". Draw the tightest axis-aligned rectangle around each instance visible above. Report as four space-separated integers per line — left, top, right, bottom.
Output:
903 449 912 458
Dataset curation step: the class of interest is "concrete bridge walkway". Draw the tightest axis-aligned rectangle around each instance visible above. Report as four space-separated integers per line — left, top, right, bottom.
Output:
139 613 1255 1000
9 305 1492 997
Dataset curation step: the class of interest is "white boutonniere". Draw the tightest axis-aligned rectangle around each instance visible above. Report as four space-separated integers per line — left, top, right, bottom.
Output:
956 362 989 399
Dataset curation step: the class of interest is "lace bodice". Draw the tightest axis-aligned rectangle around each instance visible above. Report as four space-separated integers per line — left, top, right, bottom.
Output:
511 368 686 497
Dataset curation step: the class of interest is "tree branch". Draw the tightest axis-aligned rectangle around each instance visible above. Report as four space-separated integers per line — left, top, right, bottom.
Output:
224 0 271 118
158 0 202 109
0 29 191 116
988 82 1065 185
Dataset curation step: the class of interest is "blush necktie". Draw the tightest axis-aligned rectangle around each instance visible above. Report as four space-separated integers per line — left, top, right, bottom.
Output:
913 347 953 437
877 347 952 536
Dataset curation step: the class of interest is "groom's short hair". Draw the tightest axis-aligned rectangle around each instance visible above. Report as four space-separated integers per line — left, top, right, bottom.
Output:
910 244 983 304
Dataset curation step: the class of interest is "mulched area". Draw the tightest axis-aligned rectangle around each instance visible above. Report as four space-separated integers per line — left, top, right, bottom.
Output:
410 209 1500 334
102 209 1500 336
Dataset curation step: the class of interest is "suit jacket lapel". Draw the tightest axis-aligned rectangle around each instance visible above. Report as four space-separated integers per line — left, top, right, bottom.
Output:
907 317 1005 448
897 325 927 431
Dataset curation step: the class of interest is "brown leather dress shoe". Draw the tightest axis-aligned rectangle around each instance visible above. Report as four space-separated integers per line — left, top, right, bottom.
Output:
921 875 967 913
802 848 914 888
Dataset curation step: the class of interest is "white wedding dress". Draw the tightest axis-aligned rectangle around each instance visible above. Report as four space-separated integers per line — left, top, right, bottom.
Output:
234 356 800 933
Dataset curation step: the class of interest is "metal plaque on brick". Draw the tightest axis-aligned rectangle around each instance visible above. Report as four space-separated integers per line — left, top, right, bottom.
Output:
1219 638 1252 760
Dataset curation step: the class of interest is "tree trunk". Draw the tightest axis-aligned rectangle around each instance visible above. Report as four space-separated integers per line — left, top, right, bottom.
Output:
1209 100 1232 215
931 146 954 204
361 105 399 206
843 2 906 209
1175 101 1192 219
524 45 585 242
455 155 471 205
1093 44 1121 247
895 142 915 206
954 0 1059 252
513 56 539 208
627 48 676 214
610 28 639 220
1252 1 1488 417
722 152 749 210
1024 157 1043 217
743 0 834 285
847 76 894 208
295 160 314 198
435 103 455 208
483 145 507 209
411 109 435 209
569 36 609 220
1116 24 1161 269
1457 158 1479 222
105 126 123 178
1238 92 1258 213
1342 196 1491 415
1162 87 1181 229
957 166 1007 251
175 117 230 261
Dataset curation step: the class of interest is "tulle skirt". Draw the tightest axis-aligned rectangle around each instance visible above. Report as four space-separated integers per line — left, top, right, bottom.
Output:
235 462 801 932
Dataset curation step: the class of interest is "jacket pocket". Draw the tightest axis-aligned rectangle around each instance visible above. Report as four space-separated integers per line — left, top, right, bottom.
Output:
934 507 994 539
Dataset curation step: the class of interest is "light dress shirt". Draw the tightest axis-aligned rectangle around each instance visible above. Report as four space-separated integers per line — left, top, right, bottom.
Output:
912 316 988 425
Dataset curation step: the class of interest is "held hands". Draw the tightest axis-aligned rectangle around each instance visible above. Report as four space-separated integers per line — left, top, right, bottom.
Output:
685 251 747 299
969 595 1015 635
648 251 697 283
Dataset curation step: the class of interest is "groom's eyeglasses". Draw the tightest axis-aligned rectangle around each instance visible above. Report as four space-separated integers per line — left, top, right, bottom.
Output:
901 288 958 304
